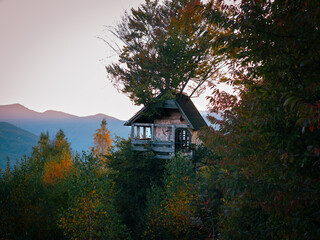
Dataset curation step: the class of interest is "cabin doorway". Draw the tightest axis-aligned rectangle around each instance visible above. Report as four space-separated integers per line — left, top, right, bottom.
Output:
175 128 191 153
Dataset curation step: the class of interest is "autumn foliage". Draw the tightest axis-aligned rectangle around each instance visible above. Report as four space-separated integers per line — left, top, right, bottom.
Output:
43 153 73 186
1 0 319 239
143 154 201 239
58 153 129 239
41 130 74 186
0 130 125 239
43 156 72 185
93 119 112 155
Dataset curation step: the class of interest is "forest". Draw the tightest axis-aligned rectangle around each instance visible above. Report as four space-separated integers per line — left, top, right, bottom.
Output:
1 0 319 239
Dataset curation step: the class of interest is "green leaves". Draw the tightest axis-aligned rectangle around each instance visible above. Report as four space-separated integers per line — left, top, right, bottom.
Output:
106 0 221 106
143 153 200 239
201 0 320 239
106 138 165 238
58 152 130 240
0 133 130 240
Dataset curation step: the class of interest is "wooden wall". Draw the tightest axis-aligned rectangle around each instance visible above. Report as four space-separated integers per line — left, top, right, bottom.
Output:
154 109 188 125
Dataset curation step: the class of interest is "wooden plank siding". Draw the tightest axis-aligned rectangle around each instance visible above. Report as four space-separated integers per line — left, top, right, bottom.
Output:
125 95 207 159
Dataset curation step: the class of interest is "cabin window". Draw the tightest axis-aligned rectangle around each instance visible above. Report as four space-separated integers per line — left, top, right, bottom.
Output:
134 126 152 140
175 128 191 153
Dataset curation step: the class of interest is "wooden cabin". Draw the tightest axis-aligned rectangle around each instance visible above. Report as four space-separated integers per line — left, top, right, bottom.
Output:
124 94 207 159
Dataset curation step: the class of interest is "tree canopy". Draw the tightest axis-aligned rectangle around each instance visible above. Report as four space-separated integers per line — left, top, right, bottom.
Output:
201 0 320 238
92 119 112 159
106 0 225 105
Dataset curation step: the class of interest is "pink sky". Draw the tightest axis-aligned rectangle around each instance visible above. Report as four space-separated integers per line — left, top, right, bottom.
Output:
0 0 227 120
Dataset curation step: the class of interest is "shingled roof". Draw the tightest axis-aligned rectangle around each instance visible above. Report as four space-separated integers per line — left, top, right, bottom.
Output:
175 94 207 130
124 94 207 131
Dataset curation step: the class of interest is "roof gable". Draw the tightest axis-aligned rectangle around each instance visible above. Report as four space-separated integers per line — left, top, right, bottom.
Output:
176 95 207 130
124 94 207 130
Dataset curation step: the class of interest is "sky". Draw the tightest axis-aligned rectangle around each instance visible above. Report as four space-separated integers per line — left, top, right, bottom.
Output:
0 0 222 120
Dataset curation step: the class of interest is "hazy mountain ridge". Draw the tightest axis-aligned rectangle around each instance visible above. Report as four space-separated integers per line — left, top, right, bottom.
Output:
0 104 214 168
0 104 130 155
0 104 120 121
0 122 38 168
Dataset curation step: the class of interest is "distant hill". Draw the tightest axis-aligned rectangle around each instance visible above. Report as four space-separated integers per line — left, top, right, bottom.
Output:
0 122 38 168
0 104 214 168
0 104 130 154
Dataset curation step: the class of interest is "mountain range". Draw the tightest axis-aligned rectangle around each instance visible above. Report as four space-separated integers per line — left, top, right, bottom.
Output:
0 122 38 168
0 104 213 168
0 104 130 168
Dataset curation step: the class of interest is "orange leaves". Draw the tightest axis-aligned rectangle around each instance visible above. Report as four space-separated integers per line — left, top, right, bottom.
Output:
309 125 315 132
43 152 73 186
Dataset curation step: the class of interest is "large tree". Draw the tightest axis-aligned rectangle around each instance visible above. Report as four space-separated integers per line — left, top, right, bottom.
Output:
201 0 320 239
106 0 225 105
0 131 73 239
106 139 165 238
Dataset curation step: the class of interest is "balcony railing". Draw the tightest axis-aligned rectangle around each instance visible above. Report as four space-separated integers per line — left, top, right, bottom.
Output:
130 123 188 159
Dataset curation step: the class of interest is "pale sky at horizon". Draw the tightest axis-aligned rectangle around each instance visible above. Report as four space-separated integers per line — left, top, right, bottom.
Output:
0 0 227 120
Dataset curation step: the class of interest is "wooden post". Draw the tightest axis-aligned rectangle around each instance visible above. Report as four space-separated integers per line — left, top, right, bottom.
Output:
172 125 175 142
142 126 146 139
137 126 140 139
151 124 154 141
172 124 175 152
131 124 135 139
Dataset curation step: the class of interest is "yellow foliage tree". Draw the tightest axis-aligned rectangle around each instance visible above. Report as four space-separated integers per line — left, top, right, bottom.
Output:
59 190 107 240
43 130 73 186
92 119 112 160
58 153 129 240
144 154 199 239
43 152 73 186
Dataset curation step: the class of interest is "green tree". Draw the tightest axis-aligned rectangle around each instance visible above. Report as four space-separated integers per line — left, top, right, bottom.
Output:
58 152 129 240
144 153 203 239
201 0 320 239
106 0 223 106
107 138 165 239
0 130 73 239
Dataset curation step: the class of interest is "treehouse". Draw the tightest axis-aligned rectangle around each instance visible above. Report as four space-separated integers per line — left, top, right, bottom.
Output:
124 94 207 159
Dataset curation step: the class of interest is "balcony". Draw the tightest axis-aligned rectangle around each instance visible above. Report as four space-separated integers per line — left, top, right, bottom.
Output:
130 123 189 159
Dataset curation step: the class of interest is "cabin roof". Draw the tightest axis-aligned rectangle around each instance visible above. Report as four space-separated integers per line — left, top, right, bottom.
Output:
124 94 207 130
